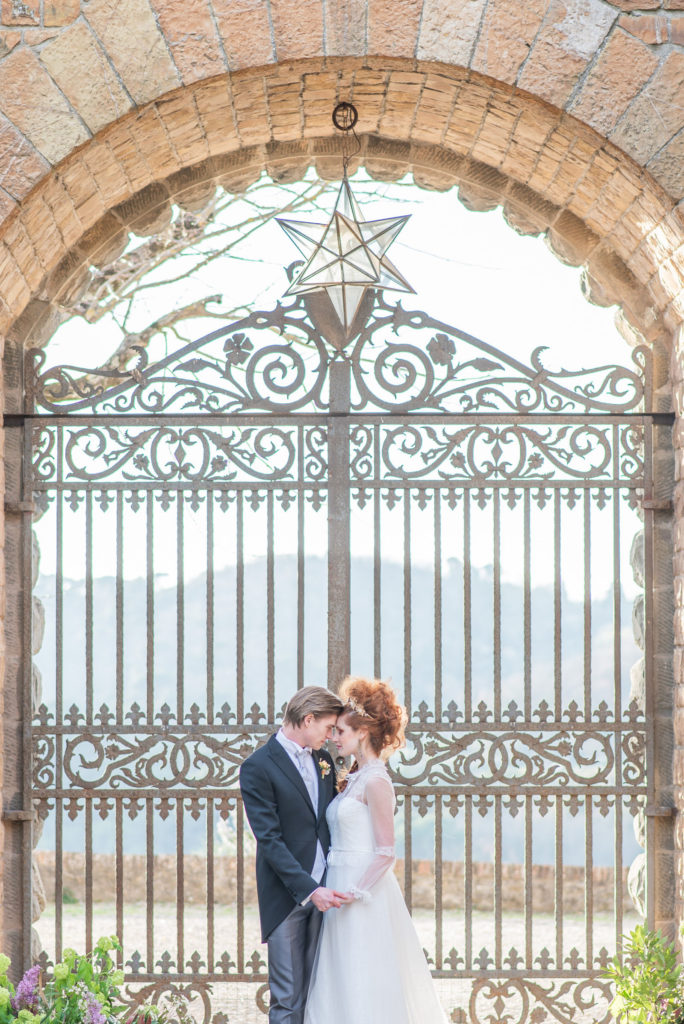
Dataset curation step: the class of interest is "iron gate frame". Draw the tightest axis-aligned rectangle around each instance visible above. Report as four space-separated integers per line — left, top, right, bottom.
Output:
6 286 673 1023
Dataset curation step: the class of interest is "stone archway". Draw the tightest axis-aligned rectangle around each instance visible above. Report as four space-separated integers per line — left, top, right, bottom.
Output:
0 47 683 993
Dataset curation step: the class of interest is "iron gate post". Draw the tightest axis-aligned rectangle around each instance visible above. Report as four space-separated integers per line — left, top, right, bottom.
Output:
327 356 351 690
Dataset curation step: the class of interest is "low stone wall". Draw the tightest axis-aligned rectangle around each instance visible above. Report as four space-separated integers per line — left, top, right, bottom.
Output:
34 852 632 913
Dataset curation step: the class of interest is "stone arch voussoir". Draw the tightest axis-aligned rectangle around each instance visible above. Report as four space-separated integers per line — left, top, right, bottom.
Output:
0 63 679 369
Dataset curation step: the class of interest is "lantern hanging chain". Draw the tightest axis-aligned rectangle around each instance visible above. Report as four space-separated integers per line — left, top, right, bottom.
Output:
332 101 361 178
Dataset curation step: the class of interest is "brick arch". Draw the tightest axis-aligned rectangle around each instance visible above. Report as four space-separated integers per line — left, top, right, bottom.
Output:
1 61 683 350
2 57 684 961
0 0 683 210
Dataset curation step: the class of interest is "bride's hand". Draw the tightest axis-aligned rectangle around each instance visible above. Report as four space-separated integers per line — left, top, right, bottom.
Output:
310 886 347 911
336 891 355 904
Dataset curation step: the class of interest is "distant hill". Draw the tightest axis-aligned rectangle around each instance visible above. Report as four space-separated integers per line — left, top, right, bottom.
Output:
33 555 641 866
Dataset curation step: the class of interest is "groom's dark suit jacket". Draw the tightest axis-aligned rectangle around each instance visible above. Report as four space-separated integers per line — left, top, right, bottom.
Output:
239 734 337 941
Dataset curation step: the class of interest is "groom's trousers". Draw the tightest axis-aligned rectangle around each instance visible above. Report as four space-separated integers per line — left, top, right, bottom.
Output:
267 900 323 1024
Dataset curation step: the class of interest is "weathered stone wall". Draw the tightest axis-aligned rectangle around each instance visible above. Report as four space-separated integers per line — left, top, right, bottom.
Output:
33 851 632 914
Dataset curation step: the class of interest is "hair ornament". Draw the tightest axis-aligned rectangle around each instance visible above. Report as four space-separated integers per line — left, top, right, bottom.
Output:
346 696 373 719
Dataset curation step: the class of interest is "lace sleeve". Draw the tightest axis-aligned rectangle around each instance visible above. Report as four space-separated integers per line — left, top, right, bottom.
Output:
349 773 396 903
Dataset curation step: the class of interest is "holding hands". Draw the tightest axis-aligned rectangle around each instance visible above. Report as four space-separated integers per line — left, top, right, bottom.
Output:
310 886 355 911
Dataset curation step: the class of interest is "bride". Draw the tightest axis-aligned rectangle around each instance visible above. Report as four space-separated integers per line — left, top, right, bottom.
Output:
304 676 447 1024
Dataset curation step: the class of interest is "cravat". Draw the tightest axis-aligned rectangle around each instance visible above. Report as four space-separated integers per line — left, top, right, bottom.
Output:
296 747 318 809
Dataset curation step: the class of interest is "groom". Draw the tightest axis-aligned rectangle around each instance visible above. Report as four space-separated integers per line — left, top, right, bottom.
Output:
239 685 346 1024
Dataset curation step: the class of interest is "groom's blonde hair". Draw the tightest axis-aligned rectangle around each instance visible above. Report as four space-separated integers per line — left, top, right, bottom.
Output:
283 686 344 727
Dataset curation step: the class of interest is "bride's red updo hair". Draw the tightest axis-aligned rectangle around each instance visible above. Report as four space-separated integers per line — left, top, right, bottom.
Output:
338 676 407 758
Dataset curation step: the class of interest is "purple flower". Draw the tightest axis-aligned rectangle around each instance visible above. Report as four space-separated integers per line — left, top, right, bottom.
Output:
12 964 41 1012
82 988 106 1024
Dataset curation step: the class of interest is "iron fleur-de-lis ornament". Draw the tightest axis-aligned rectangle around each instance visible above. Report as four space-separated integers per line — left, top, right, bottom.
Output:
277 102 415 334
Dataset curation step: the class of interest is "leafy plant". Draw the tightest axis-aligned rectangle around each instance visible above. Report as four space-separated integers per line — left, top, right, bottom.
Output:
0 938 169 1024
605 925 684 1023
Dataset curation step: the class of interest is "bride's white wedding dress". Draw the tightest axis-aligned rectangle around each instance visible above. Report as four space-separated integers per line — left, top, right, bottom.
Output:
304 760 447 1024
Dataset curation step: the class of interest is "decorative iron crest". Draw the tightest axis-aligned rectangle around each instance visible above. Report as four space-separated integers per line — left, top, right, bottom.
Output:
32 700 645 798
27 292 650 417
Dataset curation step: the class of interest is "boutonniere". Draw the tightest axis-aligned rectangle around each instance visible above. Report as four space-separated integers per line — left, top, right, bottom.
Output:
318 758 331 779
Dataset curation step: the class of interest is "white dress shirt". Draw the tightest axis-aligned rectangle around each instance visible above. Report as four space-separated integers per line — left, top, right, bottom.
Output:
276 728 327 888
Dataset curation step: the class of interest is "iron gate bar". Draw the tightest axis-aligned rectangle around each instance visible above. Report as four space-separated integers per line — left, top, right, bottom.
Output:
21 291 665 1024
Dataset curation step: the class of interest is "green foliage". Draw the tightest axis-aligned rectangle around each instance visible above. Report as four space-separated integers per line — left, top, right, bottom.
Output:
0 939 171 1024
605 925 684 1024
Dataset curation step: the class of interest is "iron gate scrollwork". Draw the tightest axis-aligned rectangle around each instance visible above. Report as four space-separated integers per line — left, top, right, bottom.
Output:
24 287 660 1024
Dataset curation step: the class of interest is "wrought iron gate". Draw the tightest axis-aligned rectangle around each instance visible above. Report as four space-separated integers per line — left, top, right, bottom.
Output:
23 287 660 1023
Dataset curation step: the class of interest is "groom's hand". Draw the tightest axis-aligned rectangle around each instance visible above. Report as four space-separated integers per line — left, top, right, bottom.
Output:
310 886 346 911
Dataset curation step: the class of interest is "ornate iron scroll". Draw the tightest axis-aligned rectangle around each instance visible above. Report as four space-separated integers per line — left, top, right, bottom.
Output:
28 292 649 417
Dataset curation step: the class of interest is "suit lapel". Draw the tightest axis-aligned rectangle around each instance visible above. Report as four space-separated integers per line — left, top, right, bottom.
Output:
267 735 316 819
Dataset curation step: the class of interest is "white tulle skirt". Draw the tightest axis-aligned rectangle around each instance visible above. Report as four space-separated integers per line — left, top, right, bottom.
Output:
304 852 447 1024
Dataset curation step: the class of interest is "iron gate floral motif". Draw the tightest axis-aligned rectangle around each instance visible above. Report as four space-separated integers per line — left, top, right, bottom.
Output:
27 288 653 1024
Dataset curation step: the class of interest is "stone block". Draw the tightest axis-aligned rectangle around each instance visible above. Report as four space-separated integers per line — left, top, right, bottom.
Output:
472 0 547 85
0 115 48 203
1 0 38 25
444 79 492 156
368 0 422 58
156 92 209 165
211 0 275 69
0 31 21 58
40 21 132 135
611 52 684 167
471 94 522 168
80 142 130 211
410 73 461 146
131 106 182 181
59 157 107 232
148 0 225 84
0 49 89 164
517 0 616 108
21 196 64 275
43 0 80 25
618 12 667 43
193 79 237 157
324 0 366 56
647 130 684 204
2 220 41 294
271 0 324 59
418 0 488 66
103 127 150 193
231 76 272 146
39 177 83 252
85 0 180 105
570 29 659 137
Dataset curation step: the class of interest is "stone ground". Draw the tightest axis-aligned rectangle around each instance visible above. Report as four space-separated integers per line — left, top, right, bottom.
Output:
35 903 640 1022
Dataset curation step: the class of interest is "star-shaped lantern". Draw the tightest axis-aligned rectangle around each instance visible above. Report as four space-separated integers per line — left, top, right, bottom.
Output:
278 176 414 334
